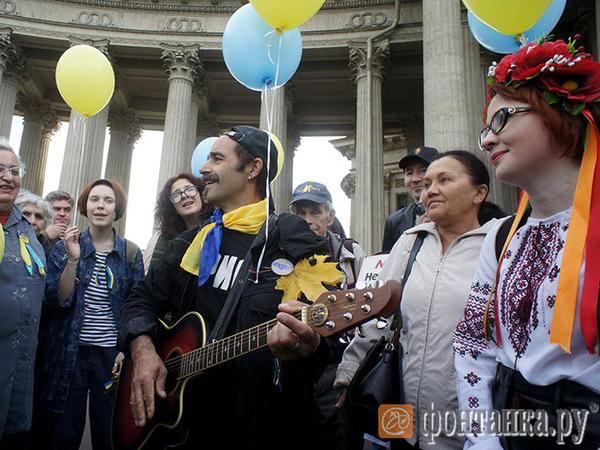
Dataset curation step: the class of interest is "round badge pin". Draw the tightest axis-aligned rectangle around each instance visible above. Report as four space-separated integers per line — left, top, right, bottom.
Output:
271 258 294 276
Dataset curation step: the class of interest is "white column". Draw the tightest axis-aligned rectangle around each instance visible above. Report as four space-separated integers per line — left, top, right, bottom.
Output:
58 107 109 199
0 28 15 88
18 96 60 195
349 40 389 254
105 106 141 193
0 55 26 138
462 19 518 213
105 106 141 234
158 44 201 190
259 86 289 213
423 0 470 150
187 92 201 166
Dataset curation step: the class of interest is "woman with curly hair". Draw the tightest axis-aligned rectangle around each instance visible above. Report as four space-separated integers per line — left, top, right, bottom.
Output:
454 37 600 449
144 173 212 272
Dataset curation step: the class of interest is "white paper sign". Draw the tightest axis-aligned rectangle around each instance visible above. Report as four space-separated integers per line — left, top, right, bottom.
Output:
355 254 389 289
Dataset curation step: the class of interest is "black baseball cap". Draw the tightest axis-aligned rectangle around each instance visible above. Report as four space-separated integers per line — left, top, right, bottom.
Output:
398 146 439 169
289 181 332 207
224 125 279 181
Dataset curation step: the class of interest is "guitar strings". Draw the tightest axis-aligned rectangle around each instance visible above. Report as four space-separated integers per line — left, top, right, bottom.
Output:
162 310 305 374
163 320 276 372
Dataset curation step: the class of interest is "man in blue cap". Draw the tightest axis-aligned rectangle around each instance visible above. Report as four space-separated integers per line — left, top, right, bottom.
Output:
381 146 439 253
289 181 365 450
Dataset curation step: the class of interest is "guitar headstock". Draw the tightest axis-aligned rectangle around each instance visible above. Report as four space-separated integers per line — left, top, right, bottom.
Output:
304 280 401 337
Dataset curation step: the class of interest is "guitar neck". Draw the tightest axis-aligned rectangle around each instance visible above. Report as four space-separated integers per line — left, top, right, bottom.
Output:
177 315 291 379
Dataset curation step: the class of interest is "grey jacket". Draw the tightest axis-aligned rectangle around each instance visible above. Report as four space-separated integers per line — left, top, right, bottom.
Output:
0 206 46 434
336 220 496 449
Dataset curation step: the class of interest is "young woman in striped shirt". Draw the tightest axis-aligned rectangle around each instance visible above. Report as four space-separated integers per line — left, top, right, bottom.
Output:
43 179 144 450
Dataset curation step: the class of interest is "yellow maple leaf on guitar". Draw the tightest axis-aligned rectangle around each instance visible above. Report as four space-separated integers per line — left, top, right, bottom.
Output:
275 255 345 303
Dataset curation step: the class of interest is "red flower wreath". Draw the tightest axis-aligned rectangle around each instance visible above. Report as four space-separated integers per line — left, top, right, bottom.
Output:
487 37 600 115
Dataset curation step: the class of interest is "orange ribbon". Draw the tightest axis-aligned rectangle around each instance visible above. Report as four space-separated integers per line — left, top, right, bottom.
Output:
550 110 598 353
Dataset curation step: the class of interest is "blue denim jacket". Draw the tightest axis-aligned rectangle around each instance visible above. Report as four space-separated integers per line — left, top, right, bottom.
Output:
0 206 46 434
42 229 143 412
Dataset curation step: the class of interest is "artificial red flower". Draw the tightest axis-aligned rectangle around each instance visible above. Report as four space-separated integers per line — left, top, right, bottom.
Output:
540 58 600 103
509 40 571 81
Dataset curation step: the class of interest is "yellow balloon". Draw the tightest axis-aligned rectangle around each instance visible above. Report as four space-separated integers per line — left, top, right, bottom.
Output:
267 131 285 181
462 0 552 35
0 222 4 264
55 45 115 118
250 0 325 33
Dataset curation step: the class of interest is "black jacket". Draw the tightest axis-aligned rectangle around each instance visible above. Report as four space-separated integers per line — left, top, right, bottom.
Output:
381 203 418 253
119 213 331 450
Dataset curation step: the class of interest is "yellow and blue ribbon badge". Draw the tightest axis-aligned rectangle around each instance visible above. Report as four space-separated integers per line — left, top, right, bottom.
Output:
18 232 45 276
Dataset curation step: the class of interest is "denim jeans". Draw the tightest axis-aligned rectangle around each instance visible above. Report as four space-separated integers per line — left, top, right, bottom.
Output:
49 345 117 450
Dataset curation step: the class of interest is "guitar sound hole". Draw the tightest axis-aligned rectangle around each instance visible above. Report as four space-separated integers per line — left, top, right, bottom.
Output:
164 349 182 395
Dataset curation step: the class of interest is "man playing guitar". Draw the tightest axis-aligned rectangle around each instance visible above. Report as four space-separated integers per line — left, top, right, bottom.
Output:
118 126 333 450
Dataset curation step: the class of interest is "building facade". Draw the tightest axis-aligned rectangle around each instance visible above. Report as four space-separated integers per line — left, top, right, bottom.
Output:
0 0 597 252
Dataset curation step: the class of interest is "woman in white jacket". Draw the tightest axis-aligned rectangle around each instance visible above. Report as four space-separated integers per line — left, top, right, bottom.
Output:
336 150 504 449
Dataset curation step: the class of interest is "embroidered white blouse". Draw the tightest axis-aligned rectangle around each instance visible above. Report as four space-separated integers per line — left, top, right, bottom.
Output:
453 208 600 449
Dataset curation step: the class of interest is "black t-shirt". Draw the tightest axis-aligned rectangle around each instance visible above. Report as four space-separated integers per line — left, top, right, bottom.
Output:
193 228 255 331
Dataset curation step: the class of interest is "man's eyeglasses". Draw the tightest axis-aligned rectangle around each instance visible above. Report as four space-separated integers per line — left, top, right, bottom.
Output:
169 185 200 204
0 165 24 178
478 106 532 151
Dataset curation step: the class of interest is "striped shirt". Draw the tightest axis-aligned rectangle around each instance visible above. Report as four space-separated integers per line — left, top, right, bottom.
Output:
79 252 118 347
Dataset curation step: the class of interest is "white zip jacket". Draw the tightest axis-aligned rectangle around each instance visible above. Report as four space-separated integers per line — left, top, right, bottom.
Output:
335 219 497 449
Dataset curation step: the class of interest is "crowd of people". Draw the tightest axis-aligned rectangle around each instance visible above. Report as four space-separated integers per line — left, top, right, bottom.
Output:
0 37 598 450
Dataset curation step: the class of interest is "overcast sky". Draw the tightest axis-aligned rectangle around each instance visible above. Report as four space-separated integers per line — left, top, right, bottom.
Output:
8 116 351 250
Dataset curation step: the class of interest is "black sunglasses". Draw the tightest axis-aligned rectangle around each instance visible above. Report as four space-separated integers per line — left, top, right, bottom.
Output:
478 106 532 151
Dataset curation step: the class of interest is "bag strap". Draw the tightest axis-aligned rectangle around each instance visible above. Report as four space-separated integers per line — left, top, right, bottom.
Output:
124 239 140 272
494 210 531 261
389 231 427 336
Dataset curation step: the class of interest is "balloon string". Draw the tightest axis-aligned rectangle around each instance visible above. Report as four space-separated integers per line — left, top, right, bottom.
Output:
71 114 87 223
254 38 283 283
264 30 278 66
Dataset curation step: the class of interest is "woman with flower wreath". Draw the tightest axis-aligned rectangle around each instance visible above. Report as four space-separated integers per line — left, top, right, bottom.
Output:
453 37 600 449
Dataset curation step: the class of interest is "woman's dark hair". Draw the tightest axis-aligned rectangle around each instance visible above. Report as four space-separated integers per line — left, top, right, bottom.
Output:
431 150 506 223
155 173 210 240
78 178 127 221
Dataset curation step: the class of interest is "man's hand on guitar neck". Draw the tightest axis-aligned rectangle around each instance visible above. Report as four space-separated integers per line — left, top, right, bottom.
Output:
267 301 321 361
130 335 168 427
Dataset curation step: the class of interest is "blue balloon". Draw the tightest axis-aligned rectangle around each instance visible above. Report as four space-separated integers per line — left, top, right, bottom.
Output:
191 137 218 177
468 0 566 54
222 4 302 91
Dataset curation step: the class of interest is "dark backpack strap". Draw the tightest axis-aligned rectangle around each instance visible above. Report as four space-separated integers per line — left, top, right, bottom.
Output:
124 239 140 272
494 209 531 262
389 231 427 334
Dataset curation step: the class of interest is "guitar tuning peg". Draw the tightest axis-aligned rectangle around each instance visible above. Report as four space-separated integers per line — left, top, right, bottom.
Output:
376 318 388 329
357 325 366 338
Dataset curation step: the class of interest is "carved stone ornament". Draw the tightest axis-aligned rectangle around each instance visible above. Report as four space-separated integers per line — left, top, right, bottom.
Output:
108 106 142 145
0 28 16 70
348 40 390 82
17 95 61 136
165 17 204 33
0 0 16 16
347 12 389 29
54 0 393 13
160 43 201 82
341 172 356 198
73 11 114 27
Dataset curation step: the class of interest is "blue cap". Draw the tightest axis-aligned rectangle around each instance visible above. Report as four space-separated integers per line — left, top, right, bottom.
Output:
289 182 332 207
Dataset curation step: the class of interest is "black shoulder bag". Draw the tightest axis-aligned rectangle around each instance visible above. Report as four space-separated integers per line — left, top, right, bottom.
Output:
345 231 426 437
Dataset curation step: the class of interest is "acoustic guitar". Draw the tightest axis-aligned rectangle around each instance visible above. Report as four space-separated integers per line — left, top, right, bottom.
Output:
112 281 401 450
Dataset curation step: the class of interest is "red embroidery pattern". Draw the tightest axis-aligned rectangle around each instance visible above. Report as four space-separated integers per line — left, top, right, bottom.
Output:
499 222 563 358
